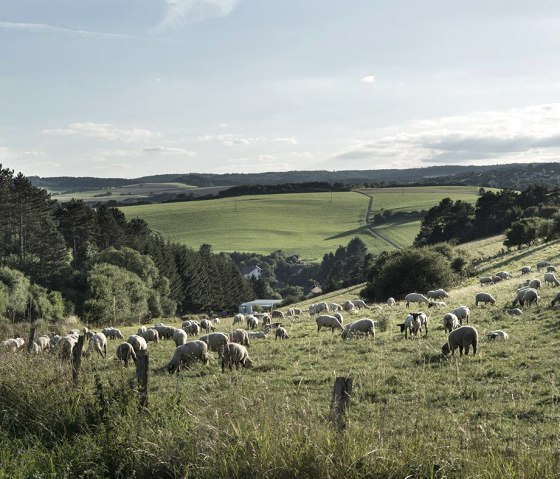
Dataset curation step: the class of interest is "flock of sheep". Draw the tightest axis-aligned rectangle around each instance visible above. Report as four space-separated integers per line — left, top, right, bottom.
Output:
2 259 558 375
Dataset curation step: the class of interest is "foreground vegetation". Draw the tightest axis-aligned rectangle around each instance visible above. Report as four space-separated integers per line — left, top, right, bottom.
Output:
3 240 560 477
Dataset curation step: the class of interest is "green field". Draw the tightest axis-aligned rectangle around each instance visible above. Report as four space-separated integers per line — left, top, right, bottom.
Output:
4 239 560 477
122 187 486 260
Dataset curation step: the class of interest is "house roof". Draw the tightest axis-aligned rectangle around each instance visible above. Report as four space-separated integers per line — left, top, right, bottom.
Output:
240 265 262 275
240 299 283 307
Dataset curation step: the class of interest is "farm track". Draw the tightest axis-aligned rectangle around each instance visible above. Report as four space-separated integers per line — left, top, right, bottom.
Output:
358 192 404 250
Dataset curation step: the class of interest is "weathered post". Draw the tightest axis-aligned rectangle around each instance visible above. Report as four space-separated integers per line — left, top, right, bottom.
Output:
136 350 149 408
26 325 37 353
330 376 352 431
72 335 85 386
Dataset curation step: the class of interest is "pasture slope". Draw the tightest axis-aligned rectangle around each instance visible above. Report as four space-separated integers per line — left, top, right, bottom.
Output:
3 238 560 477
122 186 483 260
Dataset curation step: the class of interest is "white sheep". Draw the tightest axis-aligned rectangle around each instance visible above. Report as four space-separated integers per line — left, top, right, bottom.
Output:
28 341 41 355
487 330 509 341
479 277 494 286
116 342 137 367
544 272 560 287
127 335 148 353
173 329 188 347
330 303 342 312
387 297 396 307
491 275 503 284
233 313 245 325
272 310 286 318
246 315 259 330
452 306 470 325
547 266 557 273
475 292 496 307
247 331 269 339
200 319 215 333
521 266 531 275
2 338 20 353
537 260 551 271
512 287 537 307
521 289 539 308
506 308 523 316
333 312 344 325
427 289 449 300
140 328 160 343
89 332 108 358
275 327 289 340
353 299 370 309
229 329 250 347
442 326 478 356
428 301 447 308
402 312 428 339
36 335 50 352
221 343 253 372
58 335 78 361
101 327 124 340
182 321 200 336
137 326 147 335
167 341 209 374
443 313 460 334
529 278 542 290
495 271 513 280
315 315 343 333
341 318 376 340
404 293 430 308
199 332 229 358
153 324 175 340
343 300 355 312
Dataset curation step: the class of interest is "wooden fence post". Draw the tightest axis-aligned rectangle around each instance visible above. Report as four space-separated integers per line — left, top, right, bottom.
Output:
26 325 37 353
72 335 85 387
330 376 352 431
136 350 149 409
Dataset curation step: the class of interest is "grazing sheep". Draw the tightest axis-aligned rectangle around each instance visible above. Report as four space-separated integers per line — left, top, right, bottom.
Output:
441 326 478 356
101 327 124 340
272 310 286 318
487 330 509 341
387 297 396 306
480 277 494 286
343 300 356 312
330 303 342 312
537 260 551 271
402 312 428 339
247 330 269 339
2 339 20 353
153 324 175 340
287 308 296 317
275 327 289 340
261 313 271 325
200 319 215 333
547 265 557 273
427 289 449 300
116 342 137 367
246 315 259 330
28 341 41 355
36 335 50 352
506 308 523 316
221 343 253 373
89 332 108 358
293 308 303 315
140 328 160 344
551 291 560 307
452 306 470 325
405 293 430 308
443 313 460 334
428 301 447 308
521 266 531 275
315 315 343 333
341 319 376 340
353 299 370 309
182 321 200 336
491 275 503 284
213 318 220 325
495 271 513 280
58 335 78 361
233 313 245 325
475 292 496 307
513 287 537 307
127 335 148 353
544 272 560 287
529 278 542 290
137 326 147 335
333 312 344 325
521 289 539 308
167 341 209 374
14 337 25 349
199 332 229 358
173 329 188 347
229 329 250 347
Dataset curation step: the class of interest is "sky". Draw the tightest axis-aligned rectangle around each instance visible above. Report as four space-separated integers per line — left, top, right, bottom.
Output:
1 0 560 178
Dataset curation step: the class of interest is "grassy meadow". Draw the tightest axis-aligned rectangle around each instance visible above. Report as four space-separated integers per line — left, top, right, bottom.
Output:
3 239 560 477
122 187 485 259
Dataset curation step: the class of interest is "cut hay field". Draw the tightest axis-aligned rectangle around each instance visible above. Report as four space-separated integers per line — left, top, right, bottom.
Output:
122 186 485 260
3 239 560 477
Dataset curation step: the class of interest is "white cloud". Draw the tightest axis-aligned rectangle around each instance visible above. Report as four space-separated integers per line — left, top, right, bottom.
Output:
0 146 46 161
152 0 241 33
142 146 197 156
333 103 560 167
0 20 133 40
42 123 158 142
272 136 298 145
361 75 376 83
198 133 261 145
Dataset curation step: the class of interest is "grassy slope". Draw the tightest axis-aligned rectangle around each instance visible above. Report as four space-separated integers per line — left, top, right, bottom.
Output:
4 240 560 477
122 187 484 260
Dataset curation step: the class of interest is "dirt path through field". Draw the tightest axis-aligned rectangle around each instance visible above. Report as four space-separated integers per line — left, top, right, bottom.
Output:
355 191 403 250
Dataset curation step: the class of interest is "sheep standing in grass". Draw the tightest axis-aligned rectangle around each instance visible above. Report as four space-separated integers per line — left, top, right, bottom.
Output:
199 332 229 358
521 289 539 308
89 332 108 358
443 313 460 334
272 310 286 318
428 301 447 308
343 300 355 312
230 329 250 347
551 292 560 307
353 299 370 309
480 277 494 286
127 335 148 353
137 326 147 335
102 327 124 340
247 330 269 339
529 279 542 290
221 343 253 372
141 328 160 344
544 272 560 287
316 315 344 333
547 266 557 273
28 341 41 355
387 297 396 307
452 306 470 325
200 319 215 333
58 335 78 361
341 319 376 340
487 330 509 341
496 271 513 280
491 275 503 284
275 327 289 340
2 339 19 353
475 292 496 306
521 266 531 275
36 335 50 352
246 315 259 330
427 289 449 300
442 326 478 356
330 303 342 312
405 293 430 308
173 329 188 347
506 308 523 316
233 314 245 325
116 342 137 367
537 260 551 271
153 324 175 340
309 302 328 315
333 312 344 325
167 341 209 374
402 312 428 339
182 321 200 336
